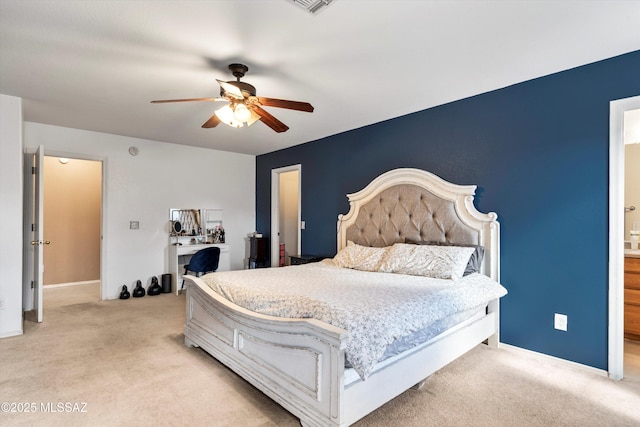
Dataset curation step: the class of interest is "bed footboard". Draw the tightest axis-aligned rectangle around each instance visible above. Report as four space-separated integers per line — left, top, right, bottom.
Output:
184 274 501 427
183 275 349 427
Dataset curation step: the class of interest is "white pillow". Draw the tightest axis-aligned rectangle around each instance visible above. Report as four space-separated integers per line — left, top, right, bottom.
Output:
378 243 475 280
332 241 389 271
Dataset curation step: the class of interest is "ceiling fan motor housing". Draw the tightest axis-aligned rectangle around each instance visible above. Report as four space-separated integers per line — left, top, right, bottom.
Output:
223 64 256 97
221 81 256 97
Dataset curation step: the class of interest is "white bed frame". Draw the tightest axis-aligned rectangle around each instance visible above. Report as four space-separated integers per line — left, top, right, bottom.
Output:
183 168 501 426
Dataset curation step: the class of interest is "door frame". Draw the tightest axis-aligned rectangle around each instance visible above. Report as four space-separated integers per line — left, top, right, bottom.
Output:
34 146 44 321
271 164 302 267
23 148 107 307
608 95 640 380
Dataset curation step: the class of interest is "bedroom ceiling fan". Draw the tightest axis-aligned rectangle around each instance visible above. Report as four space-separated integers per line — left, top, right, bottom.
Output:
151 63 314 133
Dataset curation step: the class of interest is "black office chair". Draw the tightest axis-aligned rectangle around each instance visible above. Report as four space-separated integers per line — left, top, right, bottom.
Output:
182 246 221 290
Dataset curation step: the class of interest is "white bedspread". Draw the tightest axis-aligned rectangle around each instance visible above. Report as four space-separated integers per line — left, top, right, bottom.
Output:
201 261 507 379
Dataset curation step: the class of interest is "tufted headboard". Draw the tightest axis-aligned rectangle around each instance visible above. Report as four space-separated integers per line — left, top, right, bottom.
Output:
337 168 500 280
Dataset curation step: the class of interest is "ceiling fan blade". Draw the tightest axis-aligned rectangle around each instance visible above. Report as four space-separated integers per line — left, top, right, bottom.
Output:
151 97 225 103
251 106 289 133
201 113 221 128
257 97 314 112
216 80 244 100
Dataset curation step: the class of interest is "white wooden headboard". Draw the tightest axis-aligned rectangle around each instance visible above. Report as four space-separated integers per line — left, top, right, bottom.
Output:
337 168 500 281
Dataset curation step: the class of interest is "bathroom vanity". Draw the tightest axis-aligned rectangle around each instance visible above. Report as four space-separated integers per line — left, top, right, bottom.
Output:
625 251 640 340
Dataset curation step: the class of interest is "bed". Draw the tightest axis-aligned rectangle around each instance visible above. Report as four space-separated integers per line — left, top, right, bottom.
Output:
183 168 505 426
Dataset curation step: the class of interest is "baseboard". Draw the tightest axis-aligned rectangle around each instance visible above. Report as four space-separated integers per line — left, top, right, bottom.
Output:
500 343 608 378
44 280 100 288
0 329 23 338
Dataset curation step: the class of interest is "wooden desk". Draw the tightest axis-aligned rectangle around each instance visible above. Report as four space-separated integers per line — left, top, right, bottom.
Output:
169 243 230 295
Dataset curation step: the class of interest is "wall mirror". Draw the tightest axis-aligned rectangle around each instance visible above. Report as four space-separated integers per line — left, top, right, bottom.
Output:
169 208 224 243
169 209 201 236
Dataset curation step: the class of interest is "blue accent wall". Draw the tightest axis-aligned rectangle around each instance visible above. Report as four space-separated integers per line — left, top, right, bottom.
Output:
256 50 640 370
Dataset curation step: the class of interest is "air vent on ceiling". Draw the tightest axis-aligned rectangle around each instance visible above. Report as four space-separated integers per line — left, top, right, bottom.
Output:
285 0 335 14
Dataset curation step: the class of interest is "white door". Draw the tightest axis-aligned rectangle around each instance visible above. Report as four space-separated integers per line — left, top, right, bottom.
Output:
32 145 45 322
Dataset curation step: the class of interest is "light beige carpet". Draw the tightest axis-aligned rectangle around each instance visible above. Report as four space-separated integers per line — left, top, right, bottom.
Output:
1 287 639 427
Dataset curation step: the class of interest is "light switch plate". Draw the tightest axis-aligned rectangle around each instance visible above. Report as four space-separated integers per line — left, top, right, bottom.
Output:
130 221 139 230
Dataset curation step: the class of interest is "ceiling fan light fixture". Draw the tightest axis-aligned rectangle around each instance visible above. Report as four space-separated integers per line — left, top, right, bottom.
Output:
246 109 261 127
214 105 243 128
233 103 251 122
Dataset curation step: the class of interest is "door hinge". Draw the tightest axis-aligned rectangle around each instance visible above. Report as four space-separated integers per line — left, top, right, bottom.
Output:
32 166 37 174
32 223 36 232
31 280 35 289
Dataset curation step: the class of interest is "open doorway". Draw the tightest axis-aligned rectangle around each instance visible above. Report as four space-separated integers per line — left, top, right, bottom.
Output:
23 153 103 321
608 96 640 380
271 165 301 267
41 156 102 307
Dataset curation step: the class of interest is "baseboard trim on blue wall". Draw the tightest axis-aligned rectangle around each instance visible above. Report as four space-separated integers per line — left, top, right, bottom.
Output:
500 343 608 378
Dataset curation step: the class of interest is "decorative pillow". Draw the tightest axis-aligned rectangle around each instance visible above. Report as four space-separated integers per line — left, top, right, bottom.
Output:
378 243 475 280
405 239 485 276
332 241 389 271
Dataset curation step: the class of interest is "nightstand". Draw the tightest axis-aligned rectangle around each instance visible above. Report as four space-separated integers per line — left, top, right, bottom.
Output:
290 255 325 265
249 236 267 268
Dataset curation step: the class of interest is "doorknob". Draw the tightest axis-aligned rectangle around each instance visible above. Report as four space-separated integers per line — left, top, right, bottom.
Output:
44 241 51 245
31 240 38 245
30 241 51 245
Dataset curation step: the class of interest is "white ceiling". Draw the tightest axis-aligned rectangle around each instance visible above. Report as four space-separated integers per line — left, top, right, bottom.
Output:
1 1 639 156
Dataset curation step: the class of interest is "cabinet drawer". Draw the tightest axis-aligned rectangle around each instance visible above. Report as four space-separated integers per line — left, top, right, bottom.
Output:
625 288 640 306
626 257 640 273
625 272 640 290
625 303 640 336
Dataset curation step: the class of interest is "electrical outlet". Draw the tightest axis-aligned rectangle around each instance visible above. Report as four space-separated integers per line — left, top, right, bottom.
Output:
554 313 568 331
130 221 139 230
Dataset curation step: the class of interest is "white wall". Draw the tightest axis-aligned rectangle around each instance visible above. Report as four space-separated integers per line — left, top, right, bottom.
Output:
0 94 24 337
24 122 255 300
